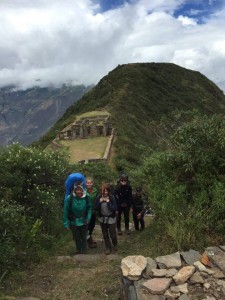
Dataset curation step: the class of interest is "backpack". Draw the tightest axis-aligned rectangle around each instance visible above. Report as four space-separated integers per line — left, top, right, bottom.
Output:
65 173 86 197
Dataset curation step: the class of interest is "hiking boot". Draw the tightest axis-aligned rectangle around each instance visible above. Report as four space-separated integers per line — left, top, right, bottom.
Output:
89 236 97 244
88 237 97 248
117 230 122 235
125 229 131 235
105 248 111 255
113 245 118 252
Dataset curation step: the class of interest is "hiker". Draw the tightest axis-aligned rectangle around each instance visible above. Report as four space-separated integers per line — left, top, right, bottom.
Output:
132 186 148 231
95 183 118 255
63 185 92 254
114 173 132 235
86 177 98 248
65 172 86 197
64 172 86 204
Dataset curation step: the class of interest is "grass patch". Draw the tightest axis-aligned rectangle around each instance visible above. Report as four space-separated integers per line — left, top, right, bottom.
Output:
59 136 109 162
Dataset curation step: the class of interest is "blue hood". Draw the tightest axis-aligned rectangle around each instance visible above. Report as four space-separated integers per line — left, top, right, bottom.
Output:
65 173 86 196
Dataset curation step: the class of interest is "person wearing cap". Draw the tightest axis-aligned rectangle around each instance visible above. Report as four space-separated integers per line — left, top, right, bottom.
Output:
114 173 132 235
131 187 147 231
63 185 92 254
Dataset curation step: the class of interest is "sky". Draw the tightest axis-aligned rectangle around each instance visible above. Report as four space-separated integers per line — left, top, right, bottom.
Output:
0 0 225 93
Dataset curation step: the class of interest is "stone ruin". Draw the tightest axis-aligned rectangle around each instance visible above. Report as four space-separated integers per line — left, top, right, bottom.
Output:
56 114 112 140
120 246 225 300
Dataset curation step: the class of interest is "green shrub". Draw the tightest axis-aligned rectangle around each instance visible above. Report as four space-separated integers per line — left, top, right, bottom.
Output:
131 113 225 250
0 200 43 277
0 143 71 278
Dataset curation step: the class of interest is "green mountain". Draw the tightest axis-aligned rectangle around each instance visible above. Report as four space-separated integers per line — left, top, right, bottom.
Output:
0 85 91 146
35 63 225 169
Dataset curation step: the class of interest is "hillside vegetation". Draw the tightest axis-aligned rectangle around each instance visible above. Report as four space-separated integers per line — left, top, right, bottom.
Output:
34 63 225 170
1 63 225 297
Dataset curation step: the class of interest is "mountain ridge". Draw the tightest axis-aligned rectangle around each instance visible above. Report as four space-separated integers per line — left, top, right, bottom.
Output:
34 63 225 169
0 84 92 146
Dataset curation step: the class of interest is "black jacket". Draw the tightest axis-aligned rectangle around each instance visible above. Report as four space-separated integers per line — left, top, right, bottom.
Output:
132 193 149 216
132 194 144 212
114 183 132 207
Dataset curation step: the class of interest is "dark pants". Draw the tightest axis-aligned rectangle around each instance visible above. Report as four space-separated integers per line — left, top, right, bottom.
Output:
133 210 145 230
100 222 117 250
117 205 130 231
70 225 88 253
88 213 96 236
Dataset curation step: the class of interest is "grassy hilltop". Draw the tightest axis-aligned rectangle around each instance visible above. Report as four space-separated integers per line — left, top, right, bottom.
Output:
34 62 225 169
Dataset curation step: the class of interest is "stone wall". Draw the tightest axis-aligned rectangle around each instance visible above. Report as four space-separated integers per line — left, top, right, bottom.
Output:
120 246 225 300
58 114 112 140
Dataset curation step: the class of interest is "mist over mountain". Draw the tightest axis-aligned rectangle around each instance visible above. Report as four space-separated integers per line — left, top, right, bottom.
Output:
1 62 225 160
0 84 92 146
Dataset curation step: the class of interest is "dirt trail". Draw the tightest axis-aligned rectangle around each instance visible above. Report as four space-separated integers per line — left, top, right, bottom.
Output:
1 224 136 300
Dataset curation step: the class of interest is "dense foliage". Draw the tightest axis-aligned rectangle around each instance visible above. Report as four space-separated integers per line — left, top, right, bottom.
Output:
130 112 225 250
0 144 116 281
0 144 69 278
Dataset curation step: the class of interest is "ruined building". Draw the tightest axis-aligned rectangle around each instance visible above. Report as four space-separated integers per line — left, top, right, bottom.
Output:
57 114 112 140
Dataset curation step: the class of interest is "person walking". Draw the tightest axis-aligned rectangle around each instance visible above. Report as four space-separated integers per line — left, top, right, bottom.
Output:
86 177 98 248
95 183 117 255
64 185 92 254
114 173 132 235
132 187 147 231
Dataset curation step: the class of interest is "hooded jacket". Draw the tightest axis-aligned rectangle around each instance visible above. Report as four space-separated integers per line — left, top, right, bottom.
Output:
114 176 132 207
63 192 92 228
65 173 86 196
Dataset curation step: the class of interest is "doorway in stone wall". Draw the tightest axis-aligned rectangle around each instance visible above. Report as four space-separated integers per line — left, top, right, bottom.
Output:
98 126 103 135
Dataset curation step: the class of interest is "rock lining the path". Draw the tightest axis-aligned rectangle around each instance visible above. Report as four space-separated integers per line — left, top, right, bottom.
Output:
120 246 225 300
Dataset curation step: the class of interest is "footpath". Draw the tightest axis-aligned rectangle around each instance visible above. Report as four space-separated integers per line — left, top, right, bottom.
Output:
1 224 129 300
1 220 225 300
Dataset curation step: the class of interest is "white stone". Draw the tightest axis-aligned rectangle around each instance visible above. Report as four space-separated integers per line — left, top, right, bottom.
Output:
194 261 207 272
173 266 195 285
121 255 147 281
204 282 211 289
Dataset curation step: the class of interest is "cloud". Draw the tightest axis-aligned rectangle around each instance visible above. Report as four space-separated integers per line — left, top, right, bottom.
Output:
0 0 225 93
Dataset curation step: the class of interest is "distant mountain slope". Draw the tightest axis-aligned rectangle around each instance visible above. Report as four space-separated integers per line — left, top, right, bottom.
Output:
34 63 225 168
0 85 92 146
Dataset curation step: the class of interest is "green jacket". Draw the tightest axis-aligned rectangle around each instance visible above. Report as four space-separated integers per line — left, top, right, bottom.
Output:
64 194 92 228
87 186 98 212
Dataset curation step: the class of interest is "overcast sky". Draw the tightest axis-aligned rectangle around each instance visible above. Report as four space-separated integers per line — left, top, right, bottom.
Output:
0 0 225 93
